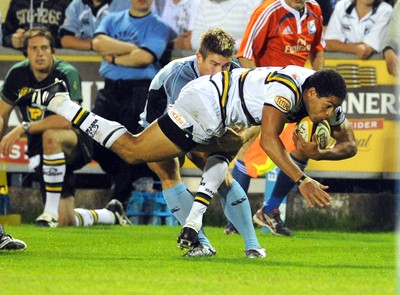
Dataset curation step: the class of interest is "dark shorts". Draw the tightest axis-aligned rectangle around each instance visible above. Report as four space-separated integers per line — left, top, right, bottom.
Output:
35 127 93 198
157 114 198 153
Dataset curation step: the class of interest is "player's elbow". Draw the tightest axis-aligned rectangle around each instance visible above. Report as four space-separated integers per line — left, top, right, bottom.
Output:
346 140 358 158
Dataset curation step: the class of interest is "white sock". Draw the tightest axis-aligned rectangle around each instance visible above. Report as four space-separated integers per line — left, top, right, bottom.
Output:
74 208 95 226
42 152 66 216
197 154 229 196
43 193 60 217
54 99 127 148
185 154 230 232
96 209 116 224
74 208 116 226
185 202 207 232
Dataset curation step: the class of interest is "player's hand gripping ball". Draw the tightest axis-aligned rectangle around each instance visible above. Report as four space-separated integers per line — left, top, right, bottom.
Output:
295 116 331 149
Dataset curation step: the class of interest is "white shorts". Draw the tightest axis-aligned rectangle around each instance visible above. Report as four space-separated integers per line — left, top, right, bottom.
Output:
167 77 226 145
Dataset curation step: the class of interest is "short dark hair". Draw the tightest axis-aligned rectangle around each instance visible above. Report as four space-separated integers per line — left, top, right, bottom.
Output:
303 70 347 101
198 28 235 59
22 27 55 56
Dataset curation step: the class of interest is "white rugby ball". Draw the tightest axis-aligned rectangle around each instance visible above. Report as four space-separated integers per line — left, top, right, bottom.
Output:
295 116 331 149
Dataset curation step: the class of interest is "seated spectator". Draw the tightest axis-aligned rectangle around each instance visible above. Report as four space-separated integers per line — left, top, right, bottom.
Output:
59 0 130 50
0 28 131 227
2 0 72 49
325 0 393 60
190 0 261 50
152 0 200 50
381 0 399 77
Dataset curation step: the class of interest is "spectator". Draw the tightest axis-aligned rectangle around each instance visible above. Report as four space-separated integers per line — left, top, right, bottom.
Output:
0 27 131 227
2 0 72 49
325 0 393 60
0 224 27 250
381 0 399 77
152 0 200 50
230 0 326 236
190 0 260 50
91 0 169 207
238 0 325 69
59 0 130 50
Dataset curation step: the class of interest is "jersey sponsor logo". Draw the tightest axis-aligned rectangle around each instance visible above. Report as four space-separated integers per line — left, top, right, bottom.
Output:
274 96 291 111
27 107 44 121
170 109 186 127
308 20 316 34
282 26 293 35
284 38 311 54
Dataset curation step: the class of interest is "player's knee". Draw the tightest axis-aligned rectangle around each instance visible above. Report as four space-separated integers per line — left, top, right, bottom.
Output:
42 129 62 151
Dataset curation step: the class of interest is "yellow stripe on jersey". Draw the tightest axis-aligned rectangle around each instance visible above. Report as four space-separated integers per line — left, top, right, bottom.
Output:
220 71 230 108
240 69 252 82
265 72 301 104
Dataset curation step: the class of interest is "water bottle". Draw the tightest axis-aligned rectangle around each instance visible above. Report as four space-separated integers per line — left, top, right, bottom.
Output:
127 191 144 225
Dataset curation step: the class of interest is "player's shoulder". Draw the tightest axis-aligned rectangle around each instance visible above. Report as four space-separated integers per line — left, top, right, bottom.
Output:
279 65 315 83
53 59 79 75
10 59 29 69
5 60 30 78
163 56 198 78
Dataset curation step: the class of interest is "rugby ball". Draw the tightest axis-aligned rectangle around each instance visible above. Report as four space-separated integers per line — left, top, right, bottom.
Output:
295 116 331 149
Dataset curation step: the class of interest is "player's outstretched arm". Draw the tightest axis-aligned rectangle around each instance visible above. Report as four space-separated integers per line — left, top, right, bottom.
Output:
260 105 331 208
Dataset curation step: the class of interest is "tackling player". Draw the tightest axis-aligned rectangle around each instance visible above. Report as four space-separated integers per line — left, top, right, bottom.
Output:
140 28 265 258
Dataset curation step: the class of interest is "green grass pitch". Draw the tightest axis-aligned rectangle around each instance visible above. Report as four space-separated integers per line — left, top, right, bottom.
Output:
0 225 396 295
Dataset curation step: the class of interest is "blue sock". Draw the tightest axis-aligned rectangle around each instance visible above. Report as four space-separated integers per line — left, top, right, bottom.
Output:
230 160 251 227
163 182 212 248
231 160 251 192
219 180 261 251
264 156 308 214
